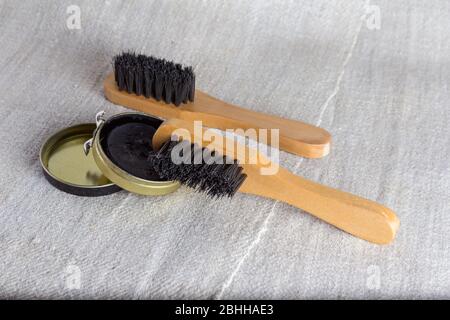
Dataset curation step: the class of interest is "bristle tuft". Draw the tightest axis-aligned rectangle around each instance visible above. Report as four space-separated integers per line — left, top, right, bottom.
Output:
113 52 195 106
149 140 247 198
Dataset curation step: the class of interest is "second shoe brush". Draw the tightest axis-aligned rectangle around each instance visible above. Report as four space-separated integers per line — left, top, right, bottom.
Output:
104 52 331 159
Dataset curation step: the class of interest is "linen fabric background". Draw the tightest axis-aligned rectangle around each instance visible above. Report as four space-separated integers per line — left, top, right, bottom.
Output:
0 0 449 298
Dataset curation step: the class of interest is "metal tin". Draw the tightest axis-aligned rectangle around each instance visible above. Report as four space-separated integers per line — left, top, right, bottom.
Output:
88 112 180 196
40 123 121 196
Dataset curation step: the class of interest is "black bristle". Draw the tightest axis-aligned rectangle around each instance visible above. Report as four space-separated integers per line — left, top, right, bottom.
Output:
149 140 247 198
113 52 195 106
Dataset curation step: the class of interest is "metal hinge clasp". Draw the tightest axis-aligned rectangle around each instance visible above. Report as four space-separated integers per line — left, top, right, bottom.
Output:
83 110 106 155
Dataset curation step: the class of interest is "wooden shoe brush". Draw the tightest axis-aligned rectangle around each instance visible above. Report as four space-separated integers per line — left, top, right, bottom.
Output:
104 52 331 159
149 118 399 244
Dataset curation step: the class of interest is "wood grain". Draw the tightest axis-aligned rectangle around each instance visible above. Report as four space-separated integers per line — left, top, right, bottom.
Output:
104 73 331 158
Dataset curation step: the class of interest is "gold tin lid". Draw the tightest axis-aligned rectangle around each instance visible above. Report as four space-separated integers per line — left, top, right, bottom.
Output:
40 123 121 196
85 111 180 196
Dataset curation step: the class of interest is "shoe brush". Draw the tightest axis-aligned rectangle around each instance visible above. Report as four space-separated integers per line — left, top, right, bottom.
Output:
148 118 399 244
104 52 331 159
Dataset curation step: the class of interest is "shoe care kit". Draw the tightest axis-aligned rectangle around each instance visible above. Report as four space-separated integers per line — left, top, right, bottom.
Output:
39 52 399 244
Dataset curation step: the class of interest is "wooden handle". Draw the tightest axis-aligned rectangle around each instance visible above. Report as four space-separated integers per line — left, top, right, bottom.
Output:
240 170 399 244
153 118 399 244
104 73 331 158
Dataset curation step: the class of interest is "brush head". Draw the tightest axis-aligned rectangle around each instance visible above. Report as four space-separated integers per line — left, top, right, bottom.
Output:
149 140 247 198
113 52 195 106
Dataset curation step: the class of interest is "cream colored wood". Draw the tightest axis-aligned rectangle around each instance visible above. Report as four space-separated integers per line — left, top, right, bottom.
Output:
104 73 331 158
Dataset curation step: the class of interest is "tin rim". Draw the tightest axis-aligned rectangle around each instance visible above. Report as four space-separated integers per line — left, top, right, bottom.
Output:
91 112 180 196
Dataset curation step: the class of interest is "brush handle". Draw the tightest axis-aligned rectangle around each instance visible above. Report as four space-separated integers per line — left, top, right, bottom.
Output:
104 73 331 158
240 169 399 244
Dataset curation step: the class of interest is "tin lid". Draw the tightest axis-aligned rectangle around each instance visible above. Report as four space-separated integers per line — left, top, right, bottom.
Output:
40 123 121 196
85 111 180 196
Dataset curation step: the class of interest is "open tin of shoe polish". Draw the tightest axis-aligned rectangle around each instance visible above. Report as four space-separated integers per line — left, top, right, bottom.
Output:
40 111 180 196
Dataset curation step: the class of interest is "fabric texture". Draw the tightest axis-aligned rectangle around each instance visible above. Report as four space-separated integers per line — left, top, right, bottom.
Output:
0 0 449 299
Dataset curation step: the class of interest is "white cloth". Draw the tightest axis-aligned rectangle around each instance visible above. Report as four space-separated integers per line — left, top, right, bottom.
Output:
0 0 449 298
